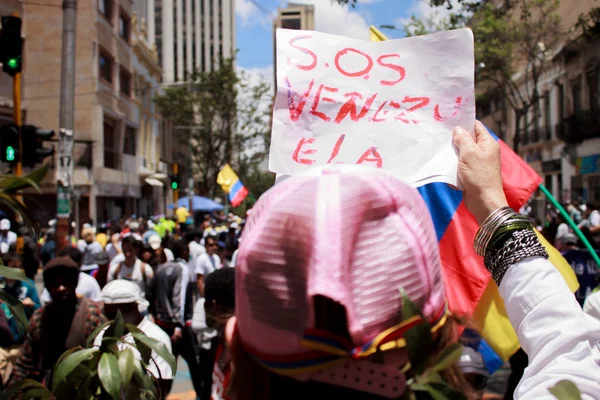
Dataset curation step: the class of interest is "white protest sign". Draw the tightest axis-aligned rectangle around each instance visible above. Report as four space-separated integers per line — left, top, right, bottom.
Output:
269 28 475 186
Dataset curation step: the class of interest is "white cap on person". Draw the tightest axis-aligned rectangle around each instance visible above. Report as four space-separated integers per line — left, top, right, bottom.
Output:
148 234 161 250
101 279 149 313
0 219 10 231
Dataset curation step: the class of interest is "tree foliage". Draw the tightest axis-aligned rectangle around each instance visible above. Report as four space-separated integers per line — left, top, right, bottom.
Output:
155 58 272 198
402 0 567 152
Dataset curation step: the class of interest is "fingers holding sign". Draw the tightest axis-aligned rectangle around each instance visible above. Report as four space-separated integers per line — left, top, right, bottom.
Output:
453 121 507 226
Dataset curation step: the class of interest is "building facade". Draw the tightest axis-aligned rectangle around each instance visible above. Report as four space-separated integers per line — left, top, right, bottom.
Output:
155 0 235 84
478 0 600 205
273 3 315 85
18 0 175 225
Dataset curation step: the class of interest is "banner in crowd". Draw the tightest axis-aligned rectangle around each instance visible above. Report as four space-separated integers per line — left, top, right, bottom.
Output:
269 28 475 187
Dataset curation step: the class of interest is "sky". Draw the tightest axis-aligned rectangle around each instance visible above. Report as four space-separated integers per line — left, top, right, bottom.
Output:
234 0 454 85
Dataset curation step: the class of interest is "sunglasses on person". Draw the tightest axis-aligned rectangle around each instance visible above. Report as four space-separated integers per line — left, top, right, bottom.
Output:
207 242 217 247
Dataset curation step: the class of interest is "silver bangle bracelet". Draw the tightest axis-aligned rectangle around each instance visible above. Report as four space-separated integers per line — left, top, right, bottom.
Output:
473 207 529 256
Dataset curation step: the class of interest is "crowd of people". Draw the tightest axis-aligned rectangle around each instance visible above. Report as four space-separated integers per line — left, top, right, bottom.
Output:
0 122 599 399
0 208 241 398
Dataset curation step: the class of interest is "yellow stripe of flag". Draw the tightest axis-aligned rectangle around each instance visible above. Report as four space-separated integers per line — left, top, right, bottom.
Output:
217 164 240 194
370 26 389 42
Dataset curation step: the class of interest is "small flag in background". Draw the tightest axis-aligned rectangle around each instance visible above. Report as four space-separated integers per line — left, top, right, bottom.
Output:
369 25 389 42
217 164 249 207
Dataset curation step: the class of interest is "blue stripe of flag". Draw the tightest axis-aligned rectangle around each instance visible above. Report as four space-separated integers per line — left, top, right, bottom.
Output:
228 180 244 202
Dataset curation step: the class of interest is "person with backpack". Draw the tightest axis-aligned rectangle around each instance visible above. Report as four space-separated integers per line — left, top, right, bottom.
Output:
106 236 154 294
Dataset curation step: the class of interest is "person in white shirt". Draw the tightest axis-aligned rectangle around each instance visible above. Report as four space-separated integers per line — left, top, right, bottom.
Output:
148 234 174 262
107 236 154 294
195 235 221 296
94 279 174 395
0 219 17 246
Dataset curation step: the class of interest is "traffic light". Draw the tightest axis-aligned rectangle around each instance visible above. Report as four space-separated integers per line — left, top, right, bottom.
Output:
0 124 19 164
170 174 179 190
0 16 23 77
22 125 55 167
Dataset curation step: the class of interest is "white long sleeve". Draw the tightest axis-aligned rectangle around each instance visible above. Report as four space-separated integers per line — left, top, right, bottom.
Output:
499 257 600 399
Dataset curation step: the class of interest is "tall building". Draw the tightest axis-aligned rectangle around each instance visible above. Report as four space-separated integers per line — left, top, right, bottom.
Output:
273 3 315 89
155 0 236 84
15 0 176 225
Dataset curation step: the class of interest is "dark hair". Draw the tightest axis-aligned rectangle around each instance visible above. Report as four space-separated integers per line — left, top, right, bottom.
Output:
205 267 235 310
205 235 218 244
172 239 189 260
59 246 83 266
2 251 20 266
121 235 138 249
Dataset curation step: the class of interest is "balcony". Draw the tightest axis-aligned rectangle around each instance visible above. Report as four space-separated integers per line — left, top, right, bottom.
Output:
556 110 600 144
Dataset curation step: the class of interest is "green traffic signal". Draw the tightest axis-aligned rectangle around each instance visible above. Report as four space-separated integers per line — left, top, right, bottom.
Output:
6 58 18 70
172 181 178 190
6 146 14 161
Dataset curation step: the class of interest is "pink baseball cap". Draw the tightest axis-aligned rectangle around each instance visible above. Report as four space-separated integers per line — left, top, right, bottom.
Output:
235 165 446 397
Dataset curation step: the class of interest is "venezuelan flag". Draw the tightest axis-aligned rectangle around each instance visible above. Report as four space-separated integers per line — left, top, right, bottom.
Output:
217 164 249 208
368 24 578 362
418 131 578 360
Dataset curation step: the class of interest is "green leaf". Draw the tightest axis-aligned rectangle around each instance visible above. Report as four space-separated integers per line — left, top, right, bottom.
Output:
85 319 113 348
412 382 467 400
118 348 135 387
104 310 125 341
0 289 28 334
126 324 152 364
411 383 446 400
401 290 433 375
128 327 177 375
21 387 53 399
432 343 463 372
549 380 582 400
1 378 49 399
55 346 82 367
98 352 121 400
0 265 27 281
51 348 98 391
132 357 157 392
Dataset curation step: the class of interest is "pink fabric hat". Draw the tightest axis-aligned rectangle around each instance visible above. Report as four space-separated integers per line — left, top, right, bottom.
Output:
236 165 446 397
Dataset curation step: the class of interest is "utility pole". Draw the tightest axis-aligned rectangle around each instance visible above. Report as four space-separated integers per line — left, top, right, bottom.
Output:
13 58 24 255
56 0 77 252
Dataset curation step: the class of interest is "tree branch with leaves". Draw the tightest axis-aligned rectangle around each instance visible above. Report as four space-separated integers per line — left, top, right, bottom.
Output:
155 58 272 199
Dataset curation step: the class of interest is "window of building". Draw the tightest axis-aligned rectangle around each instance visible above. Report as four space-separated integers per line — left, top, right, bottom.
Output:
99 50 113 83
103 117 119 169
124 126 136 155
119 68 131 96
544 92 551 139
558 84 565 120
99 0 112 21
572 79 582 114
281 18 301 30
588 71 598 113
119 11 130 42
